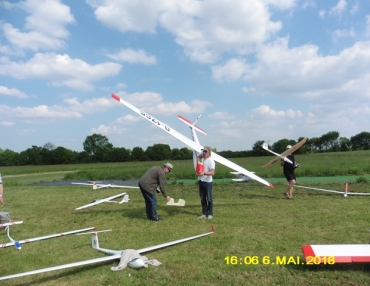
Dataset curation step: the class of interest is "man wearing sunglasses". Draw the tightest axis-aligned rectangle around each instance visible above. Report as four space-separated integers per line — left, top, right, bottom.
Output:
138 162 172 221
197 146 215 219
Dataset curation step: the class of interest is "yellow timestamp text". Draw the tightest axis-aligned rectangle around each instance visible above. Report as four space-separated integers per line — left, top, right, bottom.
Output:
224 255 335 265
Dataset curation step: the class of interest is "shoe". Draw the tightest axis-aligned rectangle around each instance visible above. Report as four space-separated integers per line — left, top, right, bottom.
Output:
151 217 164 221
283 192 289 199
208 215 213 220
198 215 207 219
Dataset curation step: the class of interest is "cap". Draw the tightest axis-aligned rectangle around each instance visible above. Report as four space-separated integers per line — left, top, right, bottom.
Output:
286 145 292 150
164 162 173 171
202 146 212 155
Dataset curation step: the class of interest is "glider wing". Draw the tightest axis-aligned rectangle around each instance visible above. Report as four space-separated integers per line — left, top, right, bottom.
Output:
112 94 273 189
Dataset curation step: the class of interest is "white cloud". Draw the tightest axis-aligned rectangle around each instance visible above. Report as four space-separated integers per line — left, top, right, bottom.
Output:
1 0 75 51
0 53 122 91
107 48 157 64
89 0 286 63
0 121 15 127
0 86 28 98
212 58 249 82
330 0 347 16
91 124 127 135
209 112 236 120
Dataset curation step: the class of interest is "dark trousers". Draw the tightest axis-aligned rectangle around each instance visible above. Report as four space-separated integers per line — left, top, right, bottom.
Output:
139 184 158 220
199 181 213 216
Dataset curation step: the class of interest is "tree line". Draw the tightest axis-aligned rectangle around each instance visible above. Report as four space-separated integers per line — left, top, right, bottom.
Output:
0 131 369 166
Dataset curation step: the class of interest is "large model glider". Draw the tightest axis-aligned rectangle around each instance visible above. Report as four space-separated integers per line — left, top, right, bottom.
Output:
178 114 256 183
295 183 370 197
111 93 273 188
75 193 130 210
72 181 139 190
302 243 370 263
0 225 215 281
262 137 307 168
1 222 95 250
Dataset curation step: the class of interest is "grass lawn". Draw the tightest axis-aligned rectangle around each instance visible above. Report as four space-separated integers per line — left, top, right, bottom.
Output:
1 177 370 285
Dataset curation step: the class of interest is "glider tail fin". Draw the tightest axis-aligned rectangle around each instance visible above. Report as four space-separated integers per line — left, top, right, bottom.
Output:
92 232 99 250
93 182 97 190
119 194 130 204
178 115 207 135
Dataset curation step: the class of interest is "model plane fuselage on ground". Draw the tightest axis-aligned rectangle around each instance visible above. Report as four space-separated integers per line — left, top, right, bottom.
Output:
111 93 273 188
0 226 215 281
0 222 95 250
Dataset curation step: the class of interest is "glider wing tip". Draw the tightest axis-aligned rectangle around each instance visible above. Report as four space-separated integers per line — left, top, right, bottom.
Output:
269 183 274 189
111 93 120 101
211 225 215 233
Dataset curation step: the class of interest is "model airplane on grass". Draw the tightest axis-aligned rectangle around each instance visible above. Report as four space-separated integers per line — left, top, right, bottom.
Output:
302 242 370 263
262 137 307 168
111 93 273 189
230 171 254 182
75 193 130 210
72 181 139 190
0 225 215 281
1 222 95 250
295 183 370 197
166 198 185 206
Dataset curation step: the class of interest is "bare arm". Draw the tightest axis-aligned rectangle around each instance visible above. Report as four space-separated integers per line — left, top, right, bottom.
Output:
0 183 4 205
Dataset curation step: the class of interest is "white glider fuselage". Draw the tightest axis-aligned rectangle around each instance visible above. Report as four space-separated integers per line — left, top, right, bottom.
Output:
111 94 273 189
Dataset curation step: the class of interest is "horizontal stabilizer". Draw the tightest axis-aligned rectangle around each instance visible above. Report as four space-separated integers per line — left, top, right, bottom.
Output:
178 115 207 135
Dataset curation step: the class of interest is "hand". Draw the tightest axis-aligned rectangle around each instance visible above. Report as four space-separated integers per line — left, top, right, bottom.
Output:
0 197 4 205
166 196 171 202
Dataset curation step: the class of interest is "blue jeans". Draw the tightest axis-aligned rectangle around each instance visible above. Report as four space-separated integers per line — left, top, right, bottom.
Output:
199 181 213 216
139 184 158 220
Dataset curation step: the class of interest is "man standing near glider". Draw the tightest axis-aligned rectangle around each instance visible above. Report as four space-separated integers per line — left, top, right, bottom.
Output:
281 145 298 199
138 163 172 221
197 146 216 219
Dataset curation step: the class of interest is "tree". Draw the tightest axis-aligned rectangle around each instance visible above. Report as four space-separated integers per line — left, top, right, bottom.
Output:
350 132 370 150
338 137 351 151
83 134 114 162
271 139 296 154
0 149 20 166
251 140 266 156
320 131 340 152
131 147 146 161
145 144 171 161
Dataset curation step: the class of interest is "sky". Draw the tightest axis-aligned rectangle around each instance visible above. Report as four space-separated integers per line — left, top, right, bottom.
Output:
1 0 370 154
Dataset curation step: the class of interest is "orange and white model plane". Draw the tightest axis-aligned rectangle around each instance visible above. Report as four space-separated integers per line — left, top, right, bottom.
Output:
302 242 370 263
111 93 273 189
262 138 307 168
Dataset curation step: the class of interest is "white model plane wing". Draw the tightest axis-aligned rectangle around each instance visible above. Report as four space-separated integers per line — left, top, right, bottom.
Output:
295 184 370 197
75 193 129 210
262 137 307 168
112 94 273 189
1 226 96 249
72 182 139 190
0 225 215 281
302 244 370 263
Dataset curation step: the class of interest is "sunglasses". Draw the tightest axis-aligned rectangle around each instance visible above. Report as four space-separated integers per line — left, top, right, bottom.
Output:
203 150 208 153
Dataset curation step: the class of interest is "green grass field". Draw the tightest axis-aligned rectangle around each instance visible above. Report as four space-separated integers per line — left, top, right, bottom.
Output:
1 152 370 285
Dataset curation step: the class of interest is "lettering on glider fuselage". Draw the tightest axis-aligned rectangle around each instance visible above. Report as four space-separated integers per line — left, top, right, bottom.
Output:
140 111 170 132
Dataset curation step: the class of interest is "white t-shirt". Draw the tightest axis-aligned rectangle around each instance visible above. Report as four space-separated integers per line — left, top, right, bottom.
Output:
198 157 215 182
0 173 2 184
